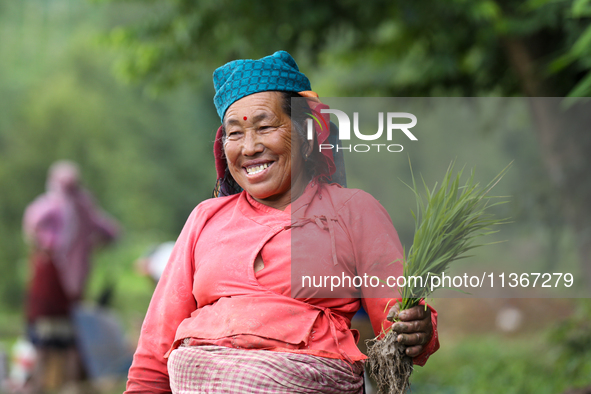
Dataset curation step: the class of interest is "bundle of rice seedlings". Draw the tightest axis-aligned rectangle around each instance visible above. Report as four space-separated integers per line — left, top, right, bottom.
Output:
366 161 510 394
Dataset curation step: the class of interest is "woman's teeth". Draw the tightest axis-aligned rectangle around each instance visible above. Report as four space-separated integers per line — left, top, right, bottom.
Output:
246 163 270 175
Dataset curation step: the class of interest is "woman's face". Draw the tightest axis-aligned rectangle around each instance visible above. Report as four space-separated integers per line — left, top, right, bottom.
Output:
223 91 311 210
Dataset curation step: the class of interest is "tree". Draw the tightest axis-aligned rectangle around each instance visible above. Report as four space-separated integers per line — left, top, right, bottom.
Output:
0 0 217 307
101 0 591 285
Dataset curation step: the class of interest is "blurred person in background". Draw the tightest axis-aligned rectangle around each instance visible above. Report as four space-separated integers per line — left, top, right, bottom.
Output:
125 51 438 394
22 160 120 393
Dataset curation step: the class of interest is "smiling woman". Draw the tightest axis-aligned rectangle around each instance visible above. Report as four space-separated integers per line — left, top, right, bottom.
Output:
222 91 312 210
124 51 440 394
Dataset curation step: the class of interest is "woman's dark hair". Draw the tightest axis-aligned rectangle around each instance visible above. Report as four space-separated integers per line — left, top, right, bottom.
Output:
213 91 323 197
280 91 325 179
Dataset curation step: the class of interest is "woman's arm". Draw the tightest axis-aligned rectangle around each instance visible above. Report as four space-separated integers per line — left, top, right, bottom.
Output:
79 189 120 244
23 198 60 253
344 190 439 366
125 206 206 394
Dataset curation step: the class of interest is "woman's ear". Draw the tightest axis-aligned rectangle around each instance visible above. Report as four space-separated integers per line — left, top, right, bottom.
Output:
304 138 314 159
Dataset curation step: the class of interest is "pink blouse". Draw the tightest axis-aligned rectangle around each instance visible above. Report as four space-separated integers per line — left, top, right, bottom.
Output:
125 182 439 393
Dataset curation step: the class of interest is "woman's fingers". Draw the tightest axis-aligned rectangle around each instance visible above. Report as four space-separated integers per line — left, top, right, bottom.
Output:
388 304 433 357
397 305 429 321
391 320 424 333
387 304 430 322
386 303 400 322
395 332 429 346
390 305 432 335
403 345 425 358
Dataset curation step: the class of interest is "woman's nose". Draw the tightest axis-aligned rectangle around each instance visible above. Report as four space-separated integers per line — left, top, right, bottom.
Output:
242 132 263 156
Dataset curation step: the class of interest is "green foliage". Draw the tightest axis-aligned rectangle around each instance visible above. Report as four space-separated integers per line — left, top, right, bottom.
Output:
548 299 591 379
411 333 591 394
100 0 591 98
97 1 591 286
0 0 217 308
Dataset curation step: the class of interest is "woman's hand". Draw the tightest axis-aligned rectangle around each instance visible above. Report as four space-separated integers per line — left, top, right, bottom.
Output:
386 303 433 357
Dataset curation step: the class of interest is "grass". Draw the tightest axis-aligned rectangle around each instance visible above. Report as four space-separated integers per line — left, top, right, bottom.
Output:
411 332 591 394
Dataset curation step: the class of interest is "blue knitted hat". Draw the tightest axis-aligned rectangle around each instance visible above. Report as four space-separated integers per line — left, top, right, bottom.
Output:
213 51 311 121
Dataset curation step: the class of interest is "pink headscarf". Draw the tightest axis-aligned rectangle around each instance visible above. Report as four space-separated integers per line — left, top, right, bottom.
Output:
23 161 120 300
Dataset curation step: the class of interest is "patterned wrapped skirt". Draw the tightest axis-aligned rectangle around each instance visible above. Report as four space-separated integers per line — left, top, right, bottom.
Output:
167 345 365 394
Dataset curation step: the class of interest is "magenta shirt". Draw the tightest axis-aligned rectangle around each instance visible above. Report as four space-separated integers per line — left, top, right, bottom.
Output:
23 187 119 301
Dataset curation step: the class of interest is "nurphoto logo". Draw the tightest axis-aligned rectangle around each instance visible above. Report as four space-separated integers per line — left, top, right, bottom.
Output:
307 109 418 153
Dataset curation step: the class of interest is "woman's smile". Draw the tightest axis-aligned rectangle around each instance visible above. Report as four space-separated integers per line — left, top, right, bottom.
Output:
244 160 273 177
223 91 309 210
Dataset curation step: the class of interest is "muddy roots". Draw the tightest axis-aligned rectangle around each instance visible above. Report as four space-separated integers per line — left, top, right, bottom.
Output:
366 331 413 394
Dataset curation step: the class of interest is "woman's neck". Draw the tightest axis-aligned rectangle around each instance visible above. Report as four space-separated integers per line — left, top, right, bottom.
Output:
252 173 312 212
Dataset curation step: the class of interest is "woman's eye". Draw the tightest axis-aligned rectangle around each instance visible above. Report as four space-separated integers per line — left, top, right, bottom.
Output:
227 131 242 138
